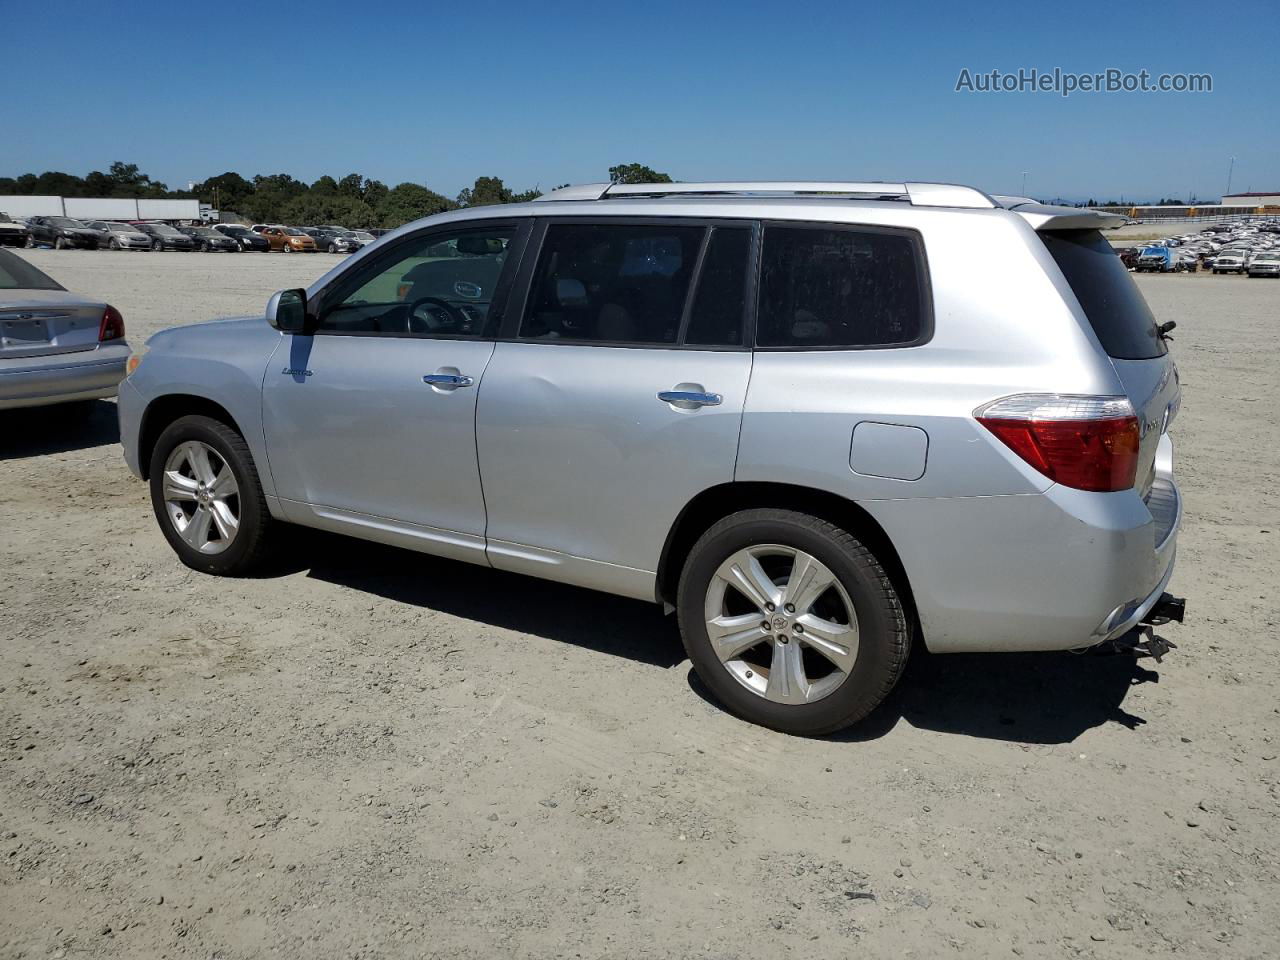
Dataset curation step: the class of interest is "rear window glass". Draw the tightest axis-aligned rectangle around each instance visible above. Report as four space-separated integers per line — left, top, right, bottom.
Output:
1041 230 1166 360
756 225 926 348
0 249 64 290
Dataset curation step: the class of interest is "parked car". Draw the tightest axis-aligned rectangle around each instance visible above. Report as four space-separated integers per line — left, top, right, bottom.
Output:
1115 246 1141 269
0 212 30 248
178 226 240 252
303 227 364 253
366 228 394 238
25 216 105 250
117 181 1184 736
134 223 195 252
1246 252 1280 277
1212 253 1246 275
86 221 152 251
212 225 271 252
260 226 317 253
0 247 129 409
1134 246 1179 273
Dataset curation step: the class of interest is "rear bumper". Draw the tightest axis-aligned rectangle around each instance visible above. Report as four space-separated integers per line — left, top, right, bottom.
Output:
863 436 1182 654
0 343 129 409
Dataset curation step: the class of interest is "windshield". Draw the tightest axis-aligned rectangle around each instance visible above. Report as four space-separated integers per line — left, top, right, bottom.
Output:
0 248 65 290
48 217 87 228
104 223 131 231
284 228 306 237
150 224 182 236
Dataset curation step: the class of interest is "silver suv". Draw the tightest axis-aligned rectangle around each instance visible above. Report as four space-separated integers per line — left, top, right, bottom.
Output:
118 181 1184 735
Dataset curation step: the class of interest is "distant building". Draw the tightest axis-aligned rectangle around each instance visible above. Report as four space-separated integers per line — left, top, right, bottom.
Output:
1222 191 1280 206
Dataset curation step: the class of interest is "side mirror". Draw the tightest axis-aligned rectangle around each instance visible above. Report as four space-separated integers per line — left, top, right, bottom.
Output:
266 288 309 333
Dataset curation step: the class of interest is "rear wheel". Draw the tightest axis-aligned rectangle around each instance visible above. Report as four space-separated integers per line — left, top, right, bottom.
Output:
54 236 66 250
149 415 276 576
677 509 909 736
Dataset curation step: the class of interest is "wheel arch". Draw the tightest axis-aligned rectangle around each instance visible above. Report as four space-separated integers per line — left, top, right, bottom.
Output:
657 482 918 626
137 394 243 480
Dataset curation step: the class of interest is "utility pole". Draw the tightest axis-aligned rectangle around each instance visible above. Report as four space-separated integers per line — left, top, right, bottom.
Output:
1020 171 1028 196
1226 156 1236 198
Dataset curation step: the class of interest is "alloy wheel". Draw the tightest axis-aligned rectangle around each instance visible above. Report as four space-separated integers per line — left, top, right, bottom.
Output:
161 441 240 555
703 544 859 704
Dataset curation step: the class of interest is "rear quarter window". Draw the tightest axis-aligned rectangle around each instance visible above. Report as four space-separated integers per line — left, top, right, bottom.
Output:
756 224 928 348
1040 229 1167 360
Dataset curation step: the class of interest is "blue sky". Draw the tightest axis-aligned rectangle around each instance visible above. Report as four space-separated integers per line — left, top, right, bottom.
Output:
5 0 1277 201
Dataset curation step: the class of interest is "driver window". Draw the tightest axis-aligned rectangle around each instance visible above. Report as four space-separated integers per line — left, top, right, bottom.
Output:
317 226 516 337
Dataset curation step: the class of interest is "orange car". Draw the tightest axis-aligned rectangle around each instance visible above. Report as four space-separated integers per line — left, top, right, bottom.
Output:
261 227 317 253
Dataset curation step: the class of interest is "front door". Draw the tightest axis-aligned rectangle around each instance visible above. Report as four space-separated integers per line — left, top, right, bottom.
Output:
262 220 525 563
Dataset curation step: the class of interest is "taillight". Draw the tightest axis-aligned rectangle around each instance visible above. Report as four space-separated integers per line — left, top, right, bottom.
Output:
976 394 1140 493
98 305 125 342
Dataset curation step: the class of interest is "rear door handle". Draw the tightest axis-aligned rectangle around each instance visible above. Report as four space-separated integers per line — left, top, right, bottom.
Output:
422 373 474 388
658 390 722 408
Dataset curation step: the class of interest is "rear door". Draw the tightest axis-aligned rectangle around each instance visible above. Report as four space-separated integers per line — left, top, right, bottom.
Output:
476 218 756 599
1039 229 1178 496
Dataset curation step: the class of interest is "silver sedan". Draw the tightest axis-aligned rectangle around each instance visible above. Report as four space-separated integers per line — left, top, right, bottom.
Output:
0 248 130 409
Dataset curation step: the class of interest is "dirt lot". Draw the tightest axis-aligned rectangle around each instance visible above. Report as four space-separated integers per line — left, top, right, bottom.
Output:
2 250 1278 959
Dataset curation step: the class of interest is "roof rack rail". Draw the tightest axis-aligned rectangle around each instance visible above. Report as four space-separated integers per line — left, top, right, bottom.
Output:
533 180 996 209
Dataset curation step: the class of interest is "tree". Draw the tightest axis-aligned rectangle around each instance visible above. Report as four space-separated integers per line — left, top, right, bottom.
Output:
456 176 514 208
374 182 454 227
281 194 376 229
310 175 339 195
608 163 672 185
192 172 255 216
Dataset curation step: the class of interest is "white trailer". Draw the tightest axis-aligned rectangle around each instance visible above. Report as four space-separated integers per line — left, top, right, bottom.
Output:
64 197 140 221
137 198 201 221
0 195 65 218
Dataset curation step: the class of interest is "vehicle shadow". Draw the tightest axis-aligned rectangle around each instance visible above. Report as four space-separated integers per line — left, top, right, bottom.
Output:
690 645 1158 745
299 532 685 669
0 400 120 461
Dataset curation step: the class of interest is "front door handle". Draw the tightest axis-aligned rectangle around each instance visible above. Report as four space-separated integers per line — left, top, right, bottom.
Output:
423 373 474 388
657 389 722 409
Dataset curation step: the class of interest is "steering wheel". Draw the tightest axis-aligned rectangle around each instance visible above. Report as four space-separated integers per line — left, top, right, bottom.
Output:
407 296 469 332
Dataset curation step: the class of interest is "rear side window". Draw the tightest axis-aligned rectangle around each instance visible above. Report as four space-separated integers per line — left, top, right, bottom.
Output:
1040 229 1167 360
520 223 704 345
756 225 927 348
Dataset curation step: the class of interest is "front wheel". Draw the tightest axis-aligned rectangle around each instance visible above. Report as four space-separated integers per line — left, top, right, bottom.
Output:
283 244 293 253
109 238 120 250
149 415 276 576
54 236 66 250
677 509 910 736
328 243 337 253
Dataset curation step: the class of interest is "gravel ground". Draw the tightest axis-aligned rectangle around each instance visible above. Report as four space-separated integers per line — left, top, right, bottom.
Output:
2 250 1278 959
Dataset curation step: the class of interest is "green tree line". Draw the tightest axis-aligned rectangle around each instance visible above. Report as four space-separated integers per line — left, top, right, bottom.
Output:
0 161 673 228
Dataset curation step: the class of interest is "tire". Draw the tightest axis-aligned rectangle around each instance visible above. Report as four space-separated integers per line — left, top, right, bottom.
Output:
109 238 120 251
328 243 337 253
25 234 35 248
152 241 162 251
54 236 66 250
676 508 910 736
283 244 293 254
148 415 277 576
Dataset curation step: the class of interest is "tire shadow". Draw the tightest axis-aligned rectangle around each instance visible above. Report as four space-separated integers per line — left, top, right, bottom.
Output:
688 645 1158 745
290 528 1158 743
297 530 685 669
0 399 120 460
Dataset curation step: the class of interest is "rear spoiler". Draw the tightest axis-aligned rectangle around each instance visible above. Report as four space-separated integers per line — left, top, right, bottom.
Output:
992 197 1127 231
